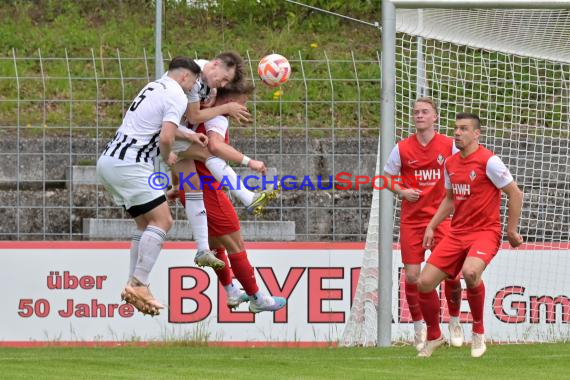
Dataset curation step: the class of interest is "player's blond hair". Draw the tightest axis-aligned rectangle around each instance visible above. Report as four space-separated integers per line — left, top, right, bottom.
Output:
414 97 438 114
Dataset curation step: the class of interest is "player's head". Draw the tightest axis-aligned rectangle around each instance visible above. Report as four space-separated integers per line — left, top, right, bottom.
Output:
203 51 244 89
454 112 481 150
215 81 254 106
413 97 438 131
168 56 201 91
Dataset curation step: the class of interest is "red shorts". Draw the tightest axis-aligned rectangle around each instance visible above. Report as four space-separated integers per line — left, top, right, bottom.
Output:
179 189 240 237
203 188 240 237
427 230 501 278
400 220 450 265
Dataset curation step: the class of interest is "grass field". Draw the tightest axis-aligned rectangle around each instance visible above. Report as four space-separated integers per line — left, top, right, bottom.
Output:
1 343 569 379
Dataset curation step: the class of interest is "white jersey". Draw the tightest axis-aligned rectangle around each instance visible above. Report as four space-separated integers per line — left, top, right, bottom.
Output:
101 75 187 164
186 59 212 104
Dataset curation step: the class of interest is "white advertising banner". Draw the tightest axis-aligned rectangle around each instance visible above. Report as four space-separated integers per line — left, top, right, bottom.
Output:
1 242 568 344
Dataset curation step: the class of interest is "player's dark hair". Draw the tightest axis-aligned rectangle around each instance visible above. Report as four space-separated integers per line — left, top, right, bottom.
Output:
216 51 244 85
217 80 255 100
456 112 481 130
168 56 201 75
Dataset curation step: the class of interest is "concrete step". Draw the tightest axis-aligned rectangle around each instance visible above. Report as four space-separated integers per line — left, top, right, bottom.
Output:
83 218 295 241
67 165 279 189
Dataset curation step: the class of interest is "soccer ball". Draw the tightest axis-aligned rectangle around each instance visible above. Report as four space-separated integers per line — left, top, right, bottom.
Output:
257 54 291 87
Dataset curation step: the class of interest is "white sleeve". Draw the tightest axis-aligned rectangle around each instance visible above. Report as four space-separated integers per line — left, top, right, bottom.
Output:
204 115 229 137
486 155 514 189
162 93 186 127
444 163 452 189
452 141 460 154
383 145 401 175
186 81 201 103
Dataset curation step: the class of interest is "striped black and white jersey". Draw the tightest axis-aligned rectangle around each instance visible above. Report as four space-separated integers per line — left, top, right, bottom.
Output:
101 75 187 164
187 59 212 103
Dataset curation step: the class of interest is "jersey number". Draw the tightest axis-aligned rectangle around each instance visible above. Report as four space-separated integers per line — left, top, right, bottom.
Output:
129 87 155 111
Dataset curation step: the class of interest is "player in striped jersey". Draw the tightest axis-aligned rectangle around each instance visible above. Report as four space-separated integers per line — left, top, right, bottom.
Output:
97 57 207 316
384 98 464 351
417 113 523 358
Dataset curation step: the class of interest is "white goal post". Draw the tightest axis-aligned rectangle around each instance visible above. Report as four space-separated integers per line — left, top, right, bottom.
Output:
343 0 570 347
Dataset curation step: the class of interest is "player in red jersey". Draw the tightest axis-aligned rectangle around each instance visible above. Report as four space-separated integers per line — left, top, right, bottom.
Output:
417 113 523 358
169 82 286 313
384 97 464 351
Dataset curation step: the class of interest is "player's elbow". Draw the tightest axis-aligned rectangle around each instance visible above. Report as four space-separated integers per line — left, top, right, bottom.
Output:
185 109 201 125
186 115 200 125
508 185 524 201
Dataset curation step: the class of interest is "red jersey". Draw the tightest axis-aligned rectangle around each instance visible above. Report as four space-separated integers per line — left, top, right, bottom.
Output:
444 145 512 234
384 132 454 225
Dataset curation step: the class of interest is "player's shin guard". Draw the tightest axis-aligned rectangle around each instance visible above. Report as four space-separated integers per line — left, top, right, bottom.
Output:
419 290 442 341
128 231 142 279
133 225 166 285
444 278 462 317
228 251 259 296
405 282 423 322
467 281 486 334
214 247 233 287
185 191 209 252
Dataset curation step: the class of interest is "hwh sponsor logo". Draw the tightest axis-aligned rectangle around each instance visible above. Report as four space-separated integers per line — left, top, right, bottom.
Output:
414 169 441 181
452 183 471 196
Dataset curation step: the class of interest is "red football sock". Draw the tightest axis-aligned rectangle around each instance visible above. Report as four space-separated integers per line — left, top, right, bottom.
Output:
444 278 462 318
213 247 232 287
405 282 424 322
419 290 442 341
467 281 486 334
227 251 259 296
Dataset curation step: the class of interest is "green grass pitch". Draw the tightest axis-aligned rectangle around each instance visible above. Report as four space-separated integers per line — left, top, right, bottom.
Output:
1 343 569 379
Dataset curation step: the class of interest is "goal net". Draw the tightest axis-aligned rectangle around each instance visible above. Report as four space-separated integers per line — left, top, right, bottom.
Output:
343 7 570 345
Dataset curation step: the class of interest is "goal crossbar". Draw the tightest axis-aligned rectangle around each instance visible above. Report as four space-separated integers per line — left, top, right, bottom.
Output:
391 0 570 9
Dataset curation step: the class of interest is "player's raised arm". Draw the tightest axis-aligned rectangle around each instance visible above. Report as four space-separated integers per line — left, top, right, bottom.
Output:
207 131 267 176
186 100 250 125
501 181 524 247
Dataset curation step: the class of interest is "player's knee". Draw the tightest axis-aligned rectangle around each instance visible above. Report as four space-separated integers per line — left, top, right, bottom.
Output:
405 272 420 284
416 277 434 293
461 268 479 287
158 213 174 232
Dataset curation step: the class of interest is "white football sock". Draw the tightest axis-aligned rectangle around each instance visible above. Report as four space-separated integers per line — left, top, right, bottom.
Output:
224 281 240 296
128 230 143 279
206 156 255 206
185 191 209 252
133 226 167 285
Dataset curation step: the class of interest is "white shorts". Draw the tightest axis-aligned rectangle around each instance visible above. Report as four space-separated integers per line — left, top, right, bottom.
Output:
173 139 192 154
97 155 165 215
